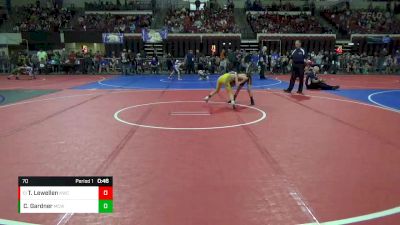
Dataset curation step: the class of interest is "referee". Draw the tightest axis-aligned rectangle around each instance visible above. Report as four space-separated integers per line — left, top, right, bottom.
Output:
284 40 306 94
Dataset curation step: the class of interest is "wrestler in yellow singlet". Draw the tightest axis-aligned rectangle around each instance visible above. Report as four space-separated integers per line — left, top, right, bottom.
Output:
204 71 242 109
216 72 235 93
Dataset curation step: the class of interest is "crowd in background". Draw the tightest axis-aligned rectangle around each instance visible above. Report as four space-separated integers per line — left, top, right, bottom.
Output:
164 7 239 33
74 14 152 32
248 13 331 34
84 0 155 11
1 48 399 76
245 0 300 12
13 2 75 32
10 0 153 33
322 2 400 36
308 49 400 74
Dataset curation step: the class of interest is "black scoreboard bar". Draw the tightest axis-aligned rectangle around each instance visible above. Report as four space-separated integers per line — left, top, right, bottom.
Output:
18 176 113 186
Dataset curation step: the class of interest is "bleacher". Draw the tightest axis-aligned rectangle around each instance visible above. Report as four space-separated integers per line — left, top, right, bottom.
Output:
0 0 399 66
323 9 400 36
164 7 238 33
247 12 329 34
84 0 154 11
73 13 152 33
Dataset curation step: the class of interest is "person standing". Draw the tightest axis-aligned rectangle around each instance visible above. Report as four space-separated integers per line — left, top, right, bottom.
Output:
258 46 267 79
127 49 134 74
284 40 306 94
120 49 129 75
185 50 195 74
0 51 6 73
395 50 400 73
195 0 201 10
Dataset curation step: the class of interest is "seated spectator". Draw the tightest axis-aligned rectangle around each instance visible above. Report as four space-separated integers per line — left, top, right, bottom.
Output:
306 66 340 90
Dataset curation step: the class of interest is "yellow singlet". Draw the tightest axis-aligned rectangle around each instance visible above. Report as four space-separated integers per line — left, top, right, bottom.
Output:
216 73 234 92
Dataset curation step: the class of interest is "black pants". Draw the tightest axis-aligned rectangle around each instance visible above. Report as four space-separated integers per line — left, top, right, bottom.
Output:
186 63 195 74
287 63 305 92
259 64 266 79
307 82 336 90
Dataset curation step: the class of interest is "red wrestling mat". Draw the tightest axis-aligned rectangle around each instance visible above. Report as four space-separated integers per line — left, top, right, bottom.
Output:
0 76 399 225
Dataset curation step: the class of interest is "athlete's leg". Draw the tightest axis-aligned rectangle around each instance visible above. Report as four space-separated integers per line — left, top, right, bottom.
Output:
247 84 255 105
177 70 182 80
204 81 222 102
225 85 236 109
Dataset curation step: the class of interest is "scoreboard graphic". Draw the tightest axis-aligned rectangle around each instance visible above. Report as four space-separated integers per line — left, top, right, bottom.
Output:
18 177 113 213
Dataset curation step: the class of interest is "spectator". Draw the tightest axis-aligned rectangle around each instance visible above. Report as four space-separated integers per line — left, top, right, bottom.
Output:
37 49 48 74
52 51 61 73
136 53 144 73
259 46 267 79
127 49 134 74
120 49 130 75
110 51 118 72
99 55 109 73
94 51 102 73
195 0 201 11
378 48 388 73
395 50 400 73
83 51 93 74
37 49 48 63
150 57 159 74
185 50 195 74
0 51 6 73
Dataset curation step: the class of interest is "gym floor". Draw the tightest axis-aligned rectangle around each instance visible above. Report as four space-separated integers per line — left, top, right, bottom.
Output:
0 74 399 225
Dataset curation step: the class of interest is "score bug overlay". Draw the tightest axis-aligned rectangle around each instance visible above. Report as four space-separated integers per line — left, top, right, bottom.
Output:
18 176 113 213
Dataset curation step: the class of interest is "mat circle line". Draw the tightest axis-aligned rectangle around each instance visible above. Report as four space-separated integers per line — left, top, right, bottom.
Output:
113 100 267 130
367 90 400 112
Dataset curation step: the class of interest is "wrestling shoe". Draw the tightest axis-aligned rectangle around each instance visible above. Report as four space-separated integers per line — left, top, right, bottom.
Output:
227 95 237 104
231 100 236 109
